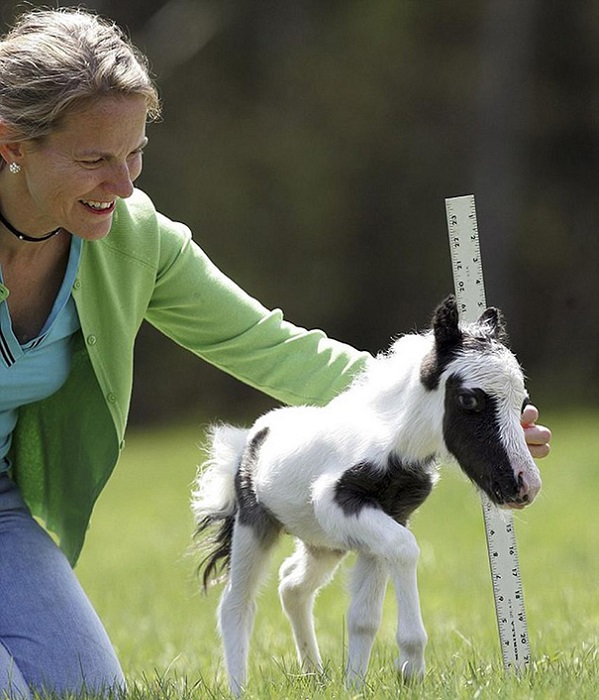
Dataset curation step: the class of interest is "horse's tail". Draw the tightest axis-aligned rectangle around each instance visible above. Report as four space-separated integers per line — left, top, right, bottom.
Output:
192 424 249 591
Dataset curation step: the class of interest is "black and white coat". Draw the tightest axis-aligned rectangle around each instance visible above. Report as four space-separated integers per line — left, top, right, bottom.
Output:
192 295 541 695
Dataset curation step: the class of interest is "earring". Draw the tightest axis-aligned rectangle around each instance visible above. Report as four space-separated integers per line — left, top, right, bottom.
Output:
8 162 21 174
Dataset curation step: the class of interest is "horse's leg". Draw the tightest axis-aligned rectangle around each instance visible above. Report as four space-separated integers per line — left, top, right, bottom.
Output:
358 515 426 681
278 541 344 672
388 533 427 682
316 503 427 684
218 521 279 696
345 553 389 686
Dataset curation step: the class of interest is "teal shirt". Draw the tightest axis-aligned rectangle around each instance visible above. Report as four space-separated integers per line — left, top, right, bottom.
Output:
0 237 82 471
10 189 371 565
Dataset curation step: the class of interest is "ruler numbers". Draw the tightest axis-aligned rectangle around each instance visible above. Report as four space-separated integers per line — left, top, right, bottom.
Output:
484 500 531 669
445 196 486 322
444 195 531 673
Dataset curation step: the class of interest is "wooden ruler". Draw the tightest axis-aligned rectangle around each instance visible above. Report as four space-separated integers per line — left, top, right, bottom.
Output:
445 194 531 672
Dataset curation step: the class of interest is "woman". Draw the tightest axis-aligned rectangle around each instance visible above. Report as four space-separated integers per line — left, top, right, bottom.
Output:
0 7 550 698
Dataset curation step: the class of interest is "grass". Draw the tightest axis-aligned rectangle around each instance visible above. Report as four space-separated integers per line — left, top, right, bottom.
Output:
74 408 599 698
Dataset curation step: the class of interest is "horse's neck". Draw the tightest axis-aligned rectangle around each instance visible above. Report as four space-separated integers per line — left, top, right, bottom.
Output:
350 338 446 462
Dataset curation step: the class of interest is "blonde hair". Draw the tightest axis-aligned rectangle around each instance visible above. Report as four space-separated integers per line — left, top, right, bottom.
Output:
0 7 161 144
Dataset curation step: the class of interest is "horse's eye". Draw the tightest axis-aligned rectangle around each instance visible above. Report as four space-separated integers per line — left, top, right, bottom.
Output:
457 391 484 412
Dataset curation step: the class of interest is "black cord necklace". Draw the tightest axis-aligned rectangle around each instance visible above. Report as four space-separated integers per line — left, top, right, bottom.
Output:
0 208 61 242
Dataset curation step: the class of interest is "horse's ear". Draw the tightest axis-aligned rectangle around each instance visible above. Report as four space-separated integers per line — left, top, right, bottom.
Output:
421 295 463 390
478 306 508 341
432 295 462 350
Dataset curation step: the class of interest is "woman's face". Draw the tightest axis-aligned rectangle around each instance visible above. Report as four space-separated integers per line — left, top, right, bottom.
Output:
14 93 149 241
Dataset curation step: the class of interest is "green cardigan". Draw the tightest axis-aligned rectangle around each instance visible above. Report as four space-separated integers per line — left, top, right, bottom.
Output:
10 189 370 565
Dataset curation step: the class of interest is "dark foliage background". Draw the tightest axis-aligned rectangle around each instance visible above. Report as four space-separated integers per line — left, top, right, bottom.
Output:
3 0 598 422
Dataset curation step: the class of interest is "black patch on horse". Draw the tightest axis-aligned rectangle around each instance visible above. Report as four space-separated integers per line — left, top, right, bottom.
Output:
420 295 464 390
235 427 282 543
334 455 435 526
442 374 521 504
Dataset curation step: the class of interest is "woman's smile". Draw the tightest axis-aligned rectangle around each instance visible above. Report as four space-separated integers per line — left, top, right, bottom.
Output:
79 199 117 215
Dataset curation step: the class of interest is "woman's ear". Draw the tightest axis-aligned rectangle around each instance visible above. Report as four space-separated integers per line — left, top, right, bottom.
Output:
0 124 25 167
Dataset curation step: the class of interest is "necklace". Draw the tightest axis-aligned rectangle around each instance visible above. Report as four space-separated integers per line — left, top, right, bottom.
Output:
0 208 61 242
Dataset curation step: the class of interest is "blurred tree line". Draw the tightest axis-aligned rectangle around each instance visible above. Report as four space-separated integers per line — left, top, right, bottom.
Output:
2 0 598 422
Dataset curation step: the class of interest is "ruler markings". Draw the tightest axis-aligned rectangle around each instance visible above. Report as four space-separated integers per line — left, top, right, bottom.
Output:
444 194 531 672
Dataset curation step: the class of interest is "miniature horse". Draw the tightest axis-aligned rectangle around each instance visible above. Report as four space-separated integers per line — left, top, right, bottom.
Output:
192 295 541 695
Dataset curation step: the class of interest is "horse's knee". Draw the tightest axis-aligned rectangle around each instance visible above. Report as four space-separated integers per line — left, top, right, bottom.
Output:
367 535 419 578
346 582 386 645
353 520 420 569
348 615 380 641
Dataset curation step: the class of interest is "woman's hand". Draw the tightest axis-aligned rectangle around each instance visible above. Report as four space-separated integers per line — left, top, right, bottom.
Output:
521 404 552 459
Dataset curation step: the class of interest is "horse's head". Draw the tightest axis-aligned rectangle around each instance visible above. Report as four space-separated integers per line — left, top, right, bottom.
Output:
421 295 541 508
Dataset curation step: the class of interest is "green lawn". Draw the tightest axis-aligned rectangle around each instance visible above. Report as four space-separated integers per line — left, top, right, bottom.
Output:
75 409 599 698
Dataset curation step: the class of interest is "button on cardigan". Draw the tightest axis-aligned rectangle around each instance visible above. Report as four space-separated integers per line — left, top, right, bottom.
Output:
9 189 371 565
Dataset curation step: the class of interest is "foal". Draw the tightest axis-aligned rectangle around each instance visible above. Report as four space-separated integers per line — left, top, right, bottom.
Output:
192 296 541 694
